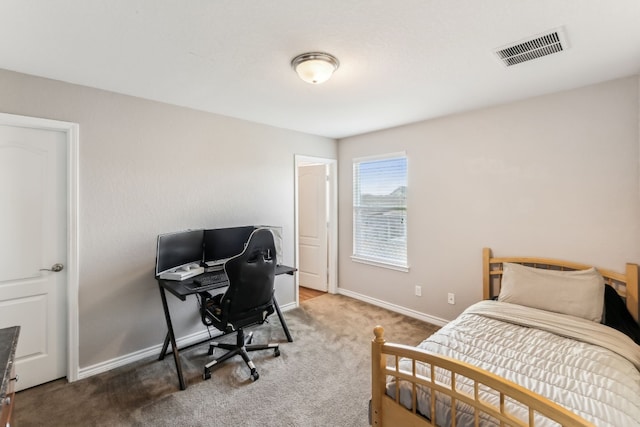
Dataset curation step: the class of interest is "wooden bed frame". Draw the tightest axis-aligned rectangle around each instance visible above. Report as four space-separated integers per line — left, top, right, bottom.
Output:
371 248 639 427
482 248 639 324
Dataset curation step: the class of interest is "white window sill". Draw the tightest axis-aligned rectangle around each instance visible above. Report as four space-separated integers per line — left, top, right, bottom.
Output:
351 255 409 272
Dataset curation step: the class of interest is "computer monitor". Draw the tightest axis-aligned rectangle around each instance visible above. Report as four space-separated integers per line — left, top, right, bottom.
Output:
155 229 204 277
203 226 256 269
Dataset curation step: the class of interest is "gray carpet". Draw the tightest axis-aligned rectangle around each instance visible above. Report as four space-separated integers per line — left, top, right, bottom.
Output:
14 294 439 427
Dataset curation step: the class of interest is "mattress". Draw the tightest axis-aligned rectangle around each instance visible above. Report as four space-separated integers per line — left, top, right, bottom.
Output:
387 301 640 427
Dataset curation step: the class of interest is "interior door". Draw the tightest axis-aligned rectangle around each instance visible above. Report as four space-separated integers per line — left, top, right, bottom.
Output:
298 164 328 291
0 124 67 390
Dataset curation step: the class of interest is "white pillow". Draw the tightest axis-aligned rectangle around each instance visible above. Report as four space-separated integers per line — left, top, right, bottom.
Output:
498 262 605 322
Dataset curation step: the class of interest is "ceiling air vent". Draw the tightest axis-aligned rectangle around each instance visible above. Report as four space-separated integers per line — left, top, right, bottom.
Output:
495 28 568 67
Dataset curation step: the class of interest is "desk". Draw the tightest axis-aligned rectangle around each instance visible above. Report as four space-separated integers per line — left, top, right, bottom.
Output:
157 265 296 390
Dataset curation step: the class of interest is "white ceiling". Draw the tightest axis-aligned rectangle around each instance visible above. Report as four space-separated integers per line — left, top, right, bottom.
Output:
1 1 639 139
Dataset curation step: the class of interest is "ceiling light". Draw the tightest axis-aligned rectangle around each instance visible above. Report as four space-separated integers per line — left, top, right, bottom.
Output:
291 52 339 84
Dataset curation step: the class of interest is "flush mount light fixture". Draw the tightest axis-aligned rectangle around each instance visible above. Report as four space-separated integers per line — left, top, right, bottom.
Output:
291 52 339 84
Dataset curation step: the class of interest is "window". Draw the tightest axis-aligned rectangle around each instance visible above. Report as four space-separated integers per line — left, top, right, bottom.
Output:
352 153 408 270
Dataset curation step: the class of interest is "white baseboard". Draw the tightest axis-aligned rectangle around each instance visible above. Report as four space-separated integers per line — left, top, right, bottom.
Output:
337 288 449 327
77 294 431 381
78 301 299 380
278 301 297 312
78 328 219 380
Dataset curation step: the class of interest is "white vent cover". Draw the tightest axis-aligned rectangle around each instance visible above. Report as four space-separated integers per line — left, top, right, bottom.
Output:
495 28 568 66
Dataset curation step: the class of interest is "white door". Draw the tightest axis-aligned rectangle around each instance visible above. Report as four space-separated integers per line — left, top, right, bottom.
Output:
0 124 67 390
298 164 328 291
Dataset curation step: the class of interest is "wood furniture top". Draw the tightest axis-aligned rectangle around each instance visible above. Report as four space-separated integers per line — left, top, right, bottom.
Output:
0 326 19 400
0 326 20 427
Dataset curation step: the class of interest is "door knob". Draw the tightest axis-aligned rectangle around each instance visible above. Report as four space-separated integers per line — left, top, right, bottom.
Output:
40 263 64 272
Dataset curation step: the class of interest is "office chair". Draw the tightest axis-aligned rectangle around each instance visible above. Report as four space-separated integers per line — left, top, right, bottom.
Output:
200 228 280 381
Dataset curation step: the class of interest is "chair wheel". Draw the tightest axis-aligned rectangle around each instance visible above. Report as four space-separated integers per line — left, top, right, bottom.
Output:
207 346 214 356
250 369 259 381
203 369 211 380
274 348 280 357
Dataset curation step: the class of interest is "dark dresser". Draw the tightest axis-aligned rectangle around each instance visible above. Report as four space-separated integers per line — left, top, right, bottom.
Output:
0 326 19 427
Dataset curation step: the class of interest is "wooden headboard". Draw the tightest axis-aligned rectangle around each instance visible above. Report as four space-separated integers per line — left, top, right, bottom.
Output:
482 248 639 324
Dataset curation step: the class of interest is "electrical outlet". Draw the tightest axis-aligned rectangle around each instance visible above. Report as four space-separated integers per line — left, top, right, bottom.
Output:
447 293 455 305
415 285 422 297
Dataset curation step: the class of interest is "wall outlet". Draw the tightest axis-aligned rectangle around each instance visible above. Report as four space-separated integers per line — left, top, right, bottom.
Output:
415 285 422 297
447 293 455 305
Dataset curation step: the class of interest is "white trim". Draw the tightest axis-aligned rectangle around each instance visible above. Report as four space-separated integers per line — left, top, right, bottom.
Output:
352 153 408 271
78 329 217 379
353 151 407 163
337 287 449 327
327 160 338 296
79 303 298 379
0 113 80 382
278 301 297 312
66 122 80 382
294 155 338 304
350 255 409 272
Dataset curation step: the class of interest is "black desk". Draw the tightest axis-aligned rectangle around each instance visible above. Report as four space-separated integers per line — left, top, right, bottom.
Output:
157 264 296 390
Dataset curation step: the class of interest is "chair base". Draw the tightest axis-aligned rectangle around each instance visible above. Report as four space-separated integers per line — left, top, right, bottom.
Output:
203 328 280 381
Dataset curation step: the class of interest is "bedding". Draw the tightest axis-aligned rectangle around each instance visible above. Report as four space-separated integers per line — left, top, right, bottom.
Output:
498 262 605 322
604 284 640 344
387 300 640 427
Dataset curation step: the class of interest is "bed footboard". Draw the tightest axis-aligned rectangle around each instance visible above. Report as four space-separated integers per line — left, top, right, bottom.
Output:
370 326 594 427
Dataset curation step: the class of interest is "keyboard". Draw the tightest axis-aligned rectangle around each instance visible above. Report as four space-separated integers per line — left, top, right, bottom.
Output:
193 274 228 288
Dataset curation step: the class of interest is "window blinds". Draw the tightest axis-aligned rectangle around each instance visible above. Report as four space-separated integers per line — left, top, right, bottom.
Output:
352 154 407 269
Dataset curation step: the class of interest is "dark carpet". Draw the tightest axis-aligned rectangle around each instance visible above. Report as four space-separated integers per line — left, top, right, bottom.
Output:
14 294 439 427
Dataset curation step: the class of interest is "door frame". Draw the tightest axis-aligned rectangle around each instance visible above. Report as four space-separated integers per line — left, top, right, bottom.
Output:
0 112 79 383
294 155 337 305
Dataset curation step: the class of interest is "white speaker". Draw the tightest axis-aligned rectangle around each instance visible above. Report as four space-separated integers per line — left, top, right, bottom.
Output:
256 225 283 265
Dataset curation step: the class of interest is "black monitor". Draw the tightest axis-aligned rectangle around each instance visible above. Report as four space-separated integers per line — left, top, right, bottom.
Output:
203 226 256 269
155 229 204 277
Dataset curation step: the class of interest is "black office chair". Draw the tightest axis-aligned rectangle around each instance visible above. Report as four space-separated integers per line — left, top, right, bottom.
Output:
200 228 280 381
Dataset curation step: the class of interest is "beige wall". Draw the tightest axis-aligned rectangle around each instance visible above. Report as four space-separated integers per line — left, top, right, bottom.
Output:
0 69 337 368
2 67 639 373
338 76 640 322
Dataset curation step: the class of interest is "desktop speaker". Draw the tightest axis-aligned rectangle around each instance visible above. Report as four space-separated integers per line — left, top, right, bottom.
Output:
256 225 283 265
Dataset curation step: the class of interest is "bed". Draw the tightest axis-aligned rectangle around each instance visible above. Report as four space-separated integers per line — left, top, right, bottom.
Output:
370 248 640 427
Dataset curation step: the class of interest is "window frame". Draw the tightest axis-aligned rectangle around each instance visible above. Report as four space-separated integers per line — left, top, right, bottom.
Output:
351 152 409 272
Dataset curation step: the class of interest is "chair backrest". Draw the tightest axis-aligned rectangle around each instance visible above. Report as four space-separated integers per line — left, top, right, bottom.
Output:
220 228 276 324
